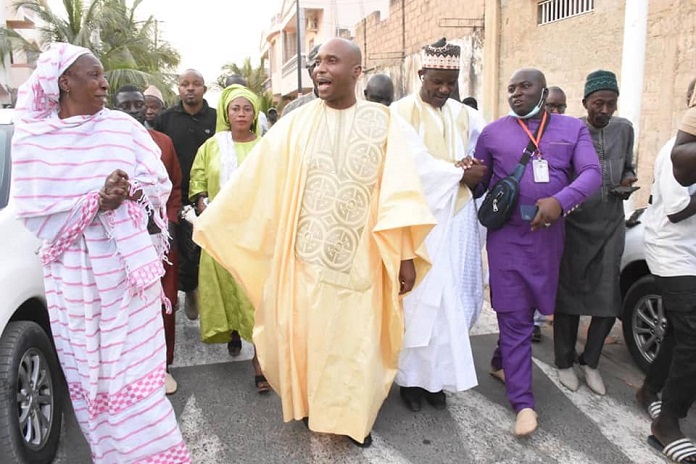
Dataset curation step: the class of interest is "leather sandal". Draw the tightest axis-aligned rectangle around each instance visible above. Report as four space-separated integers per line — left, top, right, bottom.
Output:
255 375 271 394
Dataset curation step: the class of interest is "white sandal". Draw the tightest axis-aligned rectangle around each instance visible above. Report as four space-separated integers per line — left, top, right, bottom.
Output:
647 400 662 420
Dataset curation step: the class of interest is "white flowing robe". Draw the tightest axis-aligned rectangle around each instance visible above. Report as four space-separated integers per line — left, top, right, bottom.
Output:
392 96 485 392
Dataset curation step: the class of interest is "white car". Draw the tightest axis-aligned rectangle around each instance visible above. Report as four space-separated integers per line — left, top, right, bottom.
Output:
0 109 64 463
620 207 665 373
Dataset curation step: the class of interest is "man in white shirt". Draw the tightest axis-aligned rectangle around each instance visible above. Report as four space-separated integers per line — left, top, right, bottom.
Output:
638 89 696 460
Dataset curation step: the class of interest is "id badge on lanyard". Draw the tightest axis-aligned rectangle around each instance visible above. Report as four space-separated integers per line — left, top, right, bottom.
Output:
518 113 549 184
533 158 550 183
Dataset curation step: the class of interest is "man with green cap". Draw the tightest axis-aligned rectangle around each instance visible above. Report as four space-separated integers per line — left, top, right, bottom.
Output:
554 70 637 396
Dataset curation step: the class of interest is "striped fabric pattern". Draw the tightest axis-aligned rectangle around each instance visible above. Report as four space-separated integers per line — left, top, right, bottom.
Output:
10 43 190 463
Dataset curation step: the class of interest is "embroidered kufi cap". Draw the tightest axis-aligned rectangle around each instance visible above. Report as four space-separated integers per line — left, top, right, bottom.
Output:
584 70 619 98
422 38 460 70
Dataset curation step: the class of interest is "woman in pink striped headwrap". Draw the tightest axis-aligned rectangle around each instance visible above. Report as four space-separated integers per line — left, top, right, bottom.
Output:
11 43 191 463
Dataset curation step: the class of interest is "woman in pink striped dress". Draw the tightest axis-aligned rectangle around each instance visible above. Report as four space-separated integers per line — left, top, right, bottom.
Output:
11 43 191 463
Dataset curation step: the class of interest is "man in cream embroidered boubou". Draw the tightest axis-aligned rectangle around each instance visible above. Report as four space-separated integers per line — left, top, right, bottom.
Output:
391 37 488 412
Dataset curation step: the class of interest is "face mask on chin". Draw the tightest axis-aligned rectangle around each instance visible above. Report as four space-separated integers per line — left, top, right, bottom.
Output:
509 91 546 119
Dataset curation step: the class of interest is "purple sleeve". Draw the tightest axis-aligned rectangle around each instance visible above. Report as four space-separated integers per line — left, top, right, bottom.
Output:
473 128 493 197
552 124 602 214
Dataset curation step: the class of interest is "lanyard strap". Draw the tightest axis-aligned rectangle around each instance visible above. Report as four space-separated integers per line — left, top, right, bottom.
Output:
517 111 548 154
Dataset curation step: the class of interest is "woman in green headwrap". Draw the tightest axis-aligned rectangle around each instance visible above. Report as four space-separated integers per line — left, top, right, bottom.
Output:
189 84 269 392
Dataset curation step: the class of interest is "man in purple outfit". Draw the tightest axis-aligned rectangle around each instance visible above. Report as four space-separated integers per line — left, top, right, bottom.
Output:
474 68 601 437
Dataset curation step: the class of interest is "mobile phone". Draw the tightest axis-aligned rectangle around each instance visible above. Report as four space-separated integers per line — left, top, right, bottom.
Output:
610 186 640 196
520 204 538 221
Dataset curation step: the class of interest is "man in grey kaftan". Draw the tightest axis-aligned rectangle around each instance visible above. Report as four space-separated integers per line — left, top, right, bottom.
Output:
554 70 637 396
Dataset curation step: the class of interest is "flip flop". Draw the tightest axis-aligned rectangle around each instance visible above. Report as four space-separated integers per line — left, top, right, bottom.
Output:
255 375 272 394
648 435 696 463
647 400 662 420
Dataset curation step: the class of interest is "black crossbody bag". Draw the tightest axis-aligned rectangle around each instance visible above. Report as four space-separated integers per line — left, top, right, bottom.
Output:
477 113 548 230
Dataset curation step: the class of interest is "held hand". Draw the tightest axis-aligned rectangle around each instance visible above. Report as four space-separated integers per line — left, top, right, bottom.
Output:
620 176 638 187
100 169 129 211
461 164 488 189
398 259 416 295
98 188 127 211
196 196 208 215
454 157 484 169
104 169 129 193
530 197 562 231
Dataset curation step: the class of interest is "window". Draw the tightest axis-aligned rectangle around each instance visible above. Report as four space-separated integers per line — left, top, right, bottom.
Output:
283 31 297 63
538 0 594 25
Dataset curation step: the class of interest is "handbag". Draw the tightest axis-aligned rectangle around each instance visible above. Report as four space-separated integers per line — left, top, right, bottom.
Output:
477 112 549 230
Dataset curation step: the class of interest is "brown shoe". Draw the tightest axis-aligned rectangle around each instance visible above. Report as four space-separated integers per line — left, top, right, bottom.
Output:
184 290 199 321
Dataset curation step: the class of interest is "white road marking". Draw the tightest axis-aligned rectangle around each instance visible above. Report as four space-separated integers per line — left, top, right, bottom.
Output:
179 394 226 464
533 358 662 464
447 389 597 463
305 425 413 463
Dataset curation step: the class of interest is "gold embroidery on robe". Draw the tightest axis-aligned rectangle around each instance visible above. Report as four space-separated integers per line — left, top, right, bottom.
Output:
295 105 388 273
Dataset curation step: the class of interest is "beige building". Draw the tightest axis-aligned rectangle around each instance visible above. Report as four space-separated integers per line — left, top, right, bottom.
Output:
0 0 42 106
484 0 696 206
357 0 695 207
354 0 485 101
262 0 389 104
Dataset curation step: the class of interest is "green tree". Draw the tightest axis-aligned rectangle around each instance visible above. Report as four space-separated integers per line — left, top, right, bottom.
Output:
216 56 273 113
0 0 180 103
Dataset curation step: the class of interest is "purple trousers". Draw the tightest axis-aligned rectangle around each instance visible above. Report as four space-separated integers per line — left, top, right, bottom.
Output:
491 307 536 412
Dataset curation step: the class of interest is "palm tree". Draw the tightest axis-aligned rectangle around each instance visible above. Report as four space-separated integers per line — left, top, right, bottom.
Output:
216 56 273 112
0 0 180 103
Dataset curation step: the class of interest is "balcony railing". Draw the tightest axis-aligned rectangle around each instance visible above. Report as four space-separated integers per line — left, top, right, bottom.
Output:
281 53 306 78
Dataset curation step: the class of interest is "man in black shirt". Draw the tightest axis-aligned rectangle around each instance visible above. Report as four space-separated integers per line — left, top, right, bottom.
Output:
155 69 216 320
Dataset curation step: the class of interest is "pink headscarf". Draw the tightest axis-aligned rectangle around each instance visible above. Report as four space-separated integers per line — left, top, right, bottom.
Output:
14 42 91 121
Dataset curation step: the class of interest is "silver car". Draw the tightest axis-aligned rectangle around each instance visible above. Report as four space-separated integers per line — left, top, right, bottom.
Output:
620 207 665 372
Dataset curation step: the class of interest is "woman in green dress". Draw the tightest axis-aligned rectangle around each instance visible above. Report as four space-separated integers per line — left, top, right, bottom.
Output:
189 84 269 392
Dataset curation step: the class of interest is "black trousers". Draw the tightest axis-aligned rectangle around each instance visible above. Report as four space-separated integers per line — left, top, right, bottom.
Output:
554 313 616 369
177 221 200 293
643 275 696 419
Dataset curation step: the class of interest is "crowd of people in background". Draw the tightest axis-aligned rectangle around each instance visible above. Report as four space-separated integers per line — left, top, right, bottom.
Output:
10 35 696 463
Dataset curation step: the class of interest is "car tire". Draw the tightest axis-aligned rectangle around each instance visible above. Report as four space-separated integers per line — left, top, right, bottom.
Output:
622 275 664 373
0 321 63 464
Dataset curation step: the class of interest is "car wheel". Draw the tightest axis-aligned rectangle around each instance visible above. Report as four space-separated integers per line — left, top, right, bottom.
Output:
0 321 63 464
622 275 665 373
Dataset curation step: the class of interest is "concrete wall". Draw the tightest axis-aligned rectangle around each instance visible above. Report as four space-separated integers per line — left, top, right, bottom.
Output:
638 0 696 205
355 0 485 100
490 0 696 207
496 0 625 119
